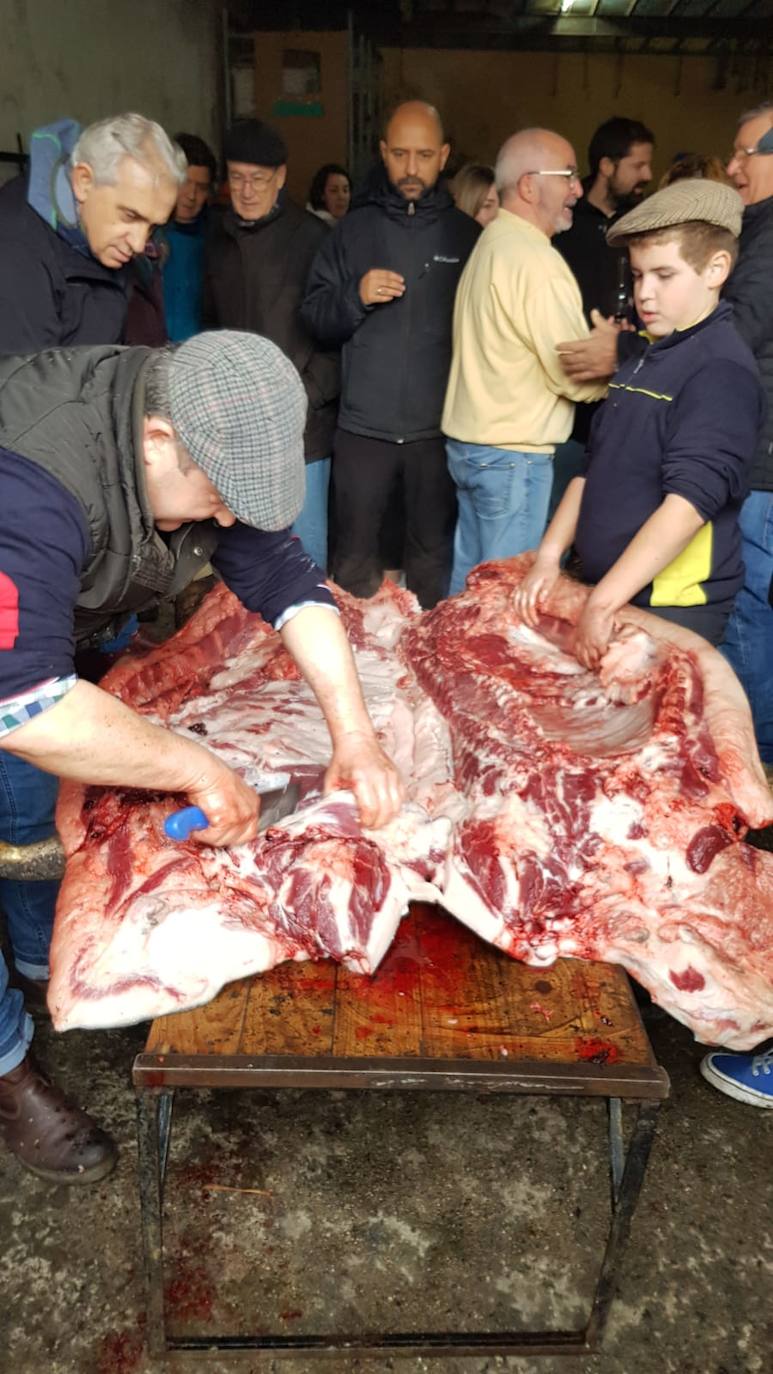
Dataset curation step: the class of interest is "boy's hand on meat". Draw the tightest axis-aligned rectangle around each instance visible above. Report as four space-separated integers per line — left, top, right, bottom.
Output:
513 554 561 627
574 596 618 671
324 731 404 829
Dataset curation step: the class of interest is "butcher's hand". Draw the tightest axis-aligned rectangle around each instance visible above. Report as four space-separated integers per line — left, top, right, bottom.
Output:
574 595 618 672
359 269 405 306
183 761 261 847
513 555 561 628
557 311 619 382
324 731 404 829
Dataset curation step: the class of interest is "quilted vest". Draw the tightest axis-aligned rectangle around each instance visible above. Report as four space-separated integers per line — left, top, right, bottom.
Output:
0 345 217 644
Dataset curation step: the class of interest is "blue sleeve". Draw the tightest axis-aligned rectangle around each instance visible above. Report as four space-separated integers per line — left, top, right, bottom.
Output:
211 522 335 625
662 361 763 520
0 451 90 696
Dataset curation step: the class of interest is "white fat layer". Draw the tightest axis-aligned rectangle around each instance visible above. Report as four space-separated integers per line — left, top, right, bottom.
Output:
506 623 583 675
441 863 506 946
590 794 644 846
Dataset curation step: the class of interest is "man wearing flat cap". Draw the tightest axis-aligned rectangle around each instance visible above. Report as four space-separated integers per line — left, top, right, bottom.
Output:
204 119 339 571
557 102 773 771
0 331 402 1187
517 178 763 666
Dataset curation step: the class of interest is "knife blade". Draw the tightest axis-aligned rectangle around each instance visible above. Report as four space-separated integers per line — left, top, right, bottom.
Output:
164 777 301 842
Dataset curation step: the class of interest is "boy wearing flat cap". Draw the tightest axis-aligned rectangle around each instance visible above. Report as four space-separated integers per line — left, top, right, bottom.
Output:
516 178 764 667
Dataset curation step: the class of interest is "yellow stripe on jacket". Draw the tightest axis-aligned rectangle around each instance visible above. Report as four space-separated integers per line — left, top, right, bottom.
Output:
650 522 713 607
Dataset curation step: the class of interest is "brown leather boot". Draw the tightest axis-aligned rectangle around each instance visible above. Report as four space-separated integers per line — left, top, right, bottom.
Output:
0 1055 117 1184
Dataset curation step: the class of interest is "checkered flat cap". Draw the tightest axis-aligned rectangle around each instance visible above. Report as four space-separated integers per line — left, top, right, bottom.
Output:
607 178 743 244
169 331 307 530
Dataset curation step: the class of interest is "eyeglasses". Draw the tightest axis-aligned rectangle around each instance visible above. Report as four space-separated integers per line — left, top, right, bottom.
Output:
229 170 277 190
729 145 763 164
526 168 582 186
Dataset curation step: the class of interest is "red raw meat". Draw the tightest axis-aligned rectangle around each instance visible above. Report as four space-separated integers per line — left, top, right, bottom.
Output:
49 558 773 1049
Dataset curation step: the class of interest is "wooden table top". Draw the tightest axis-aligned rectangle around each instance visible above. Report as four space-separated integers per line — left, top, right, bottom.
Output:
136 905 668 1100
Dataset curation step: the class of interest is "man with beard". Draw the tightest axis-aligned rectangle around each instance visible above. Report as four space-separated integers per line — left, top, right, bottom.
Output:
303 101 479 609
441 128 606 595
549 117 654 510
555 117 654 324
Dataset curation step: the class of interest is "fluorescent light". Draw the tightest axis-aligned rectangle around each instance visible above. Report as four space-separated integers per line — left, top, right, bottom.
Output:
561 0 574 12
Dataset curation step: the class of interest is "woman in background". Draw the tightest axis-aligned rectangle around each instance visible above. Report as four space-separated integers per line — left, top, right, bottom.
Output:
659 151 730 188
452 163 499 226
307 163 352 225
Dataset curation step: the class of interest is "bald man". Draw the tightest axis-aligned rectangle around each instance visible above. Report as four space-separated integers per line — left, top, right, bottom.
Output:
303 100 480 609
442 128 607 595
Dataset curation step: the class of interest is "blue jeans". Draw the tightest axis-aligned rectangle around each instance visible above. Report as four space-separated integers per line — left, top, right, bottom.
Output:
0 751 60 1072
446 441 553 596
720 489 773 763
291 458 331 572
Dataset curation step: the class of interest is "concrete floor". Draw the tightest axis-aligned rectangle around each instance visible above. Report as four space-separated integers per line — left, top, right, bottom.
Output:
0 1000 771 1374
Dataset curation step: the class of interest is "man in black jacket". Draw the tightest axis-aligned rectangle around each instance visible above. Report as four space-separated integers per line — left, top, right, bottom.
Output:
721 103 773 770
555 116 654 325
0 113 183 353
204 120 339 571
303 101 480 608
0 332 402 1185
551 118 653 510
0 111 183 1183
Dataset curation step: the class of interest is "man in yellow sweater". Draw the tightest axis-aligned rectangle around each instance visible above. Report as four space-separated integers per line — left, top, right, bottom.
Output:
442 127 606 595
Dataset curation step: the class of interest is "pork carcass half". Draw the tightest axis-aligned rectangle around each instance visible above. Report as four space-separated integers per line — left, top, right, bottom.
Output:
48 557 773 1049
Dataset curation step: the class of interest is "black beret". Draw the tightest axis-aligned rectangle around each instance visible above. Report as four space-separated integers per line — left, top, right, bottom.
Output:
223 119 287 169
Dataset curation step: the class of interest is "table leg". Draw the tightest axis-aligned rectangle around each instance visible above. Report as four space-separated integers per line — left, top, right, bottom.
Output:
585 1101 660 1348
136 1088 174 1358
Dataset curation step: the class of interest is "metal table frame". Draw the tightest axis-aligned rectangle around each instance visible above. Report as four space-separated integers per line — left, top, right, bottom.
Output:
134 1050 666 1361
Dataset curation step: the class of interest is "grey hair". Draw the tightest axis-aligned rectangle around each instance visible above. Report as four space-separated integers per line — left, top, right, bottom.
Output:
495 128 555 194
71 113 186 187
737 100 773 128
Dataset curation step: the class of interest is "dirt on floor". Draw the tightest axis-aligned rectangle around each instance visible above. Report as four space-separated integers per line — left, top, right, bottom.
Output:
0 999 771 1374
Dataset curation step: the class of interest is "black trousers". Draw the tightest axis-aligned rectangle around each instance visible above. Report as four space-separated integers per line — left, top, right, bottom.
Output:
646 602 729 647
331 429 457 609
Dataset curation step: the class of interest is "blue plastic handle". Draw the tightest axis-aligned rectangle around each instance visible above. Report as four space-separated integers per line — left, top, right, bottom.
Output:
164 805 210 841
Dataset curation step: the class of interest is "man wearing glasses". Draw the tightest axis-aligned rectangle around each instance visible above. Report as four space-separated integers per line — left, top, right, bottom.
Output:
204 120 339 571
719 102 773 779
442 128 606 595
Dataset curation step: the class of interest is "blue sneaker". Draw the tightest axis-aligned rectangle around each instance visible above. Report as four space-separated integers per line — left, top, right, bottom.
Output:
700 1048 773 1108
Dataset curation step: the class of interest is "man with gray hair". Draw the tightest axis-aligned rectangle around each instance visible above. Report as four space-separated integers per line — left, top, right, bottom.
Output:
0 330 403 1185
0 112 184 352
442 127 607 595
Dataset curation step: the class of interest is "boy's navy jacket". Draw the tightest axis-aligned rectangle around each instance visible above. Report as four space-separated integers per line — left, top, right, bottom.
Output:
576 299 764 611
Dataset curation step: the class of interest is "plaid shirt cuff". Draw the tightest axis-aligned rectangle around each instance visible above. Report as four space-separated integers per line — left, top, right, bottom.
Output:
0 675 78 738
273 600 340 633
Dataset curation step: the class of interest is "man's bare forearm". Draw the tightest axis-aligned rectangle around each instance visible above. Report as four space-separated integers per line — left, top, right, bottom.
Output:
280 606 375 743
1 680 222 794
